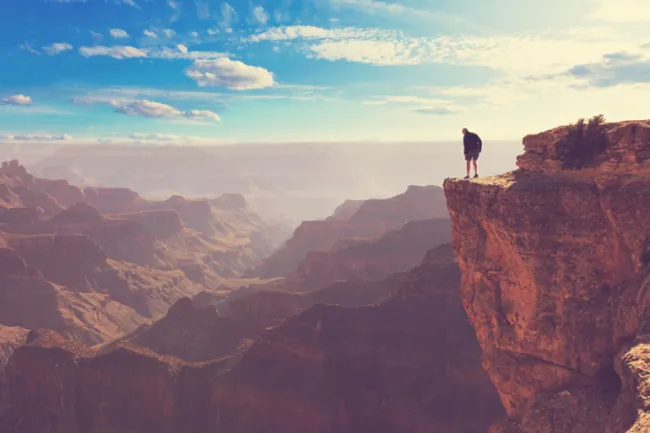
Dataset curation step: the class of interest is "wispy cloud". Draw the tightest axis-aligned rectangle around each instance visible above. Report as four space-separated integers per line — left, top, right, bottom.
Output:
79 45 147 59
90 30 103 41
220 3 237 31
112 99 221 122
78 44 225 60
1 95 33 106
249 25 643 74
0 133 71 141
185 58 275 90
43 42 73 55
566 49 650 87
167 0 180 8
328 0 478 28
109 28 130 39
252 6 269 25
143 30 158 38
19 41 41 55
195 0 211 19
363 95 462 115
120 0 139 8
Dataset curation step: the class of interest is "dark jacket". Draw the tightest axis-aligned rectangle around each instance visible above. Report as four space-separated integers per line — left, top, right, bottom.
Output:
463 132 482 153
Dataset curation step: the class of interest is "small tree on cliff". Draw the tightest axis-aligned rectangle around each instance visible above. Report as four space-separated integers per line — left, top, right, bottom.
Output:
560 114 608 170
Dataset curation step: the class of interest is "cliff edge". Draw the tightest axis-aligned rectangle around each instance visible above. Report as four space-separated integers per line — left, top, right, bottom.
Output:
444 118 650 432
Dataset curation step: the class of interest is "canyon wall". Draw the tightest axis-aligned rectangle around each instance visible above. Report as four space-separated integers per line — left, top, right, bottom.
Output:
444 119 650 432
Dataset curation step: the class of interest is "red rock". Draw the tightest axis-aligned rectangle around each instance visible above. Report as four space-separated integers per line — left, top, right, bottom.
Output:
0 244 505 433
252 185 449 278
444 118 650 432
0 325 28 369
112 297 263 362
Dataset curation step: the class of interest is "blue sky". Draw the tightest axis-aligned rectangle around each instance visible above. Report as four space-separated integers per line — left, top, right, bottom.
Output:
1 0 650 144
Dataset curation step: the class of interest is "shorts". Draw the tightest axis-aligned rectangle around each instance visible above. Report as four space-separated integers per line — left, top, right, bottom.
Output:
465 150 480 161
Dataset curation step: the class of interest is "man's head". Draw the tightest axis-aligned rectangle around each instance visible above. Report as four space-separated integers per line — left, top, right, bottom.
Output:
462 128 468 135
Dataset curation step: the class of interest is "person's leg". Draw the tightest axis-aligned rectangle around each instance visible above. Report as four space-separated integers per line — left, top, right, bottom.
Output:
465 158 470 178
473 159 478 175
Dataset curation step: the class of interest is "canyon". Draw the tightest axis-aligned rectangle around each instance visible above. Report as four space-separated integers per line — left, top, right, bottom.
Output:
0 160 290 345
0 244 504 433
3 117 650 433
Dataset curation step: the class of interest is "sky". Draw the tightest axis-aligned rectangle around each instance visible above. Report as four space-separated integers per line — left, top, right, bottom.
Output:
1 0 650 145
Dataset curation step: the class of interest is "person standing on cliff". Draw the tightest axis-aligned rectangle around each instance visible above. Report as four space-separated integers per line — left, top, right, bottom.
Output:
462 128 482 179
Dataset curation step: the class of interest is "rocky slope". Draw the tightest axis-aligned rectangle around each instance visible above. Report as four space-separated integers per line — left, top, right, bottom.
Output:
251 185 449 278
0 161 290 345
444 118 650 432
0 232 203 344
218 217 452 325
0 326 28 370
292 218 451 290
0 244 504 433
111 297 262 362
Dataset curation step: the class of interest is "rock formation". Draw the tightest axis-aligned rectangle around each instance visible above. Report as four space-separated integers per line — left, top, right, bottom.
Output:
0 244 505 433
444 118 650 432
252 185 449 278
292 218 451 290
0 161 291 346
112 297 262 362
0 326 28 370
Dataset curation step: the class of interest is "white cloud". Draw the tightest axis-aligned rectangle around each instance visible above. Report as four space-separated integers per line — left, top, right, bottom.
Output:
309 38 423 65
589 0 650 22
167 0 180 8
251 25 646 74
43 42 73 55
0 133 71 142
162 28 176 38
246 25 382 43
113 99 221 122
143 30 158 38
150 46 225 60
410 106 461 115
252 6 269 25
90 30 103 41
109 28 130 39
19 42 41 55
1 95 33 106
184 109 221 121
185 58 275 90
207 28 220 36
190 31 199 38
79 45 147 59
220 3 237 30
78 44 225 60
121 0 139 8
362 95 462 115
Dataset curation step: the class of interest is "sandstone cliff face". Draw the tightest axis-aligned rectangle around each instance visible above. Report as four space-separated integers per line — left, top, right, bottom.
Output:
0 244 504 433
444 119 650 432
252 185 448 278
